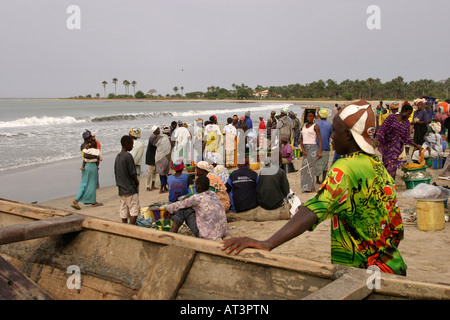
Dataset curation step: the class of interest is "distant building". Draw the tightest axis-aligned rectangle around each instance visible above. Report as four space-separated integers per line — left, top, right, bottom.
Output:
253 89 269 98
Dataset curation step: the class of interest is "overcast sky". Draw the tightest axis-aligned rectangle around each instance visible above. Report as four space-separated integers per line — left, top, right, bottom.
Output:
0 0 448 98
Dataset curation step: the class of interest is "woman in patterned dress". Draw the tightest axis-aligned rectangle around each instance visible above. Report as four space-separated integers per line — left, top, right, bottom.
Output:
374 104 422 179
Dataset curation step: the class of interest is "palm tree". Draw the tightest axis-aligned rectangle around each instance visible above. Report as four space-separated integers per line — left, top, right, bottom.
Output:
123 80 130 95
112 78 118 95
102 81 108 97
173 86 179 95
180 86 184 96
131 81 137 95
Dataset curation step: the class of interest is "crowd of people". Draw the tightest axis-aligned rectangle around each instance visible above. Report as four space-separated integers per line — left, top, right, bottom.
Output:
70 97 450 276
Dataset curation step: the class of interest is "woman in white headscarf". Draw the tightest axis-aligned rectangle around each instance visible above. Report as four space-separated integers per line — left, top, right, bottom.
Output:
411 122 443 162
129 128 144 175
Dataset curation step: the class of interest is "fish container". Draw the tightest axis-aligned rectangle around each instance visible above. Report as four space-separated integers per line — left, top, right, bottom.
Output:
401 166 427 173
248 162 260 170
293 148 302 158
403 177 432 189
416 200 445 231
149 207 166 221
429 158 443 169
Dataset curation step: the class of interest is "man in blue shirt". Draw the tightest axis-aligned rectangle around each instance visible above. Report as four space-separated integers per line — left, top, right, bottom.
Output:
244 111 253 130
225 158 259 212
315 108 333 184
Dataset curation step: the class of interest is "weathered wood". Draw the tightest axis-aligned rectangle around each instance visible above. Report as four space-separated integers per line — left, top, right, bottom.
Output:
226 204 291 222
82 217 336 279
137 245 196 300
2 198 450 301
0 198 70 220
302 268 372 300
376 274 450 300
0 214 85 245
0 254 53 300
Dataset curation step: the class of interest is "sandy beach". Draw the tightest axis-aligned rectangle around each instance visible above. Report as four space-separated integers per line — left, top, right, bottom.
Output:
40 150 450 287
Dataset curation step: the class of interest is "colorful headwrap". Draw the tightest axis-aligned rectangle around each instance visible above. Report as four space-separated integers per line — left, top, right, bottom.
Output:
172 159 185 171
318 107 329 119
129 128 141 138
429 122 441 134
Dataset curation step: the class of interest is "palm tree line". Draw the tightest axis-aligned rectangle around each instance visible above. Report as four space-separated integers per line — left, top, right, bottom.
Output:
92 76 450 100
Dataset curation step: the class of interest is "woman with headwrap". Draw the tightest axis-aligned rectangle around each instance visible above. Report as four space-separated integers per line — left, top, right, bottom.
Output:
154 125 172 194
411 122 443 162
129 128 144 175
432 106 448 134
374 104 422 179
71 130 102 210
195 161 230 211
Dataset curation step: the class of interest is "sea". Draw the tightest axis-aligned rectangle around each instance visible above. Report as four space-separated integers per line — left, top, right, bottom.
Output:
0 98 317 203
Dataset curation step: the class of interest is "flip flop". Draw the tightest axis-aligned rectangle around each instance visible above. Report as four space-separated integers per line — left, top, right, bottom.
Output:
91 202 103 207
71 204 81 210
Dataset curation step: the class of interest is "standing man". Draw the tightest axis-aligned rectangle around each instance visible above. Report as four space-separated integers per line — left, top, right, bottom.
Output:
315 108 333 184
114 135 140 225
145 126 159 191
244 111 253 130
289 111 301 147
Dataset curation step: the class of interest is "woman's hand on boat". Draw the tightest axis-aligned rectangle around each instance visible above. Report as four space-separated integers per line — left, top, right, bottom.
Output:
221 237 270 255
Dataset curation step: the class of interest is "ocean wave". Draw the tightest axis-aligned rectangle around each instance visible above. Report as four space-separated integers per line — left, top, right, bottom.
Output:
89 103 296 121
0 116 86 128
91 112 174 122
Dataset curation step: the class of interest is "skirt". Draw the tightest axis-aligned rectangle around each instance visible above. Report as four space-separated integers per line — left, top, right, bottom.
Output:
301 144 319 192
75 162 98 204
155 156 170 175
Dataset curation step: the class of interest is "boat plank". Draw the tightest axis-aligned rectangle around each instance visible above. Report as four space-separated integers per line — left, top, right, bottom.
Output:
137 245 196 300
0 254 53 300
302 269 372 300
0 214 85 245
0 199 70 220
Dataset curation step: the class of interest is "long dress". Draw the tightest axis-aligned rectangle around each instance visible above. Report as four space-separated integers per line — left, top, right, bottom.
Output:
75 162 98 204
300 124 319 192
375 113 413 179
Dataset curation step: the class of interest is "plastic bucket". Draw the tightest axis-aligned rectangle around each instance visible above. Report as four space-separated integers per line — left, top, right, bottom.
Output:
403 177 432 189
416 200 445 231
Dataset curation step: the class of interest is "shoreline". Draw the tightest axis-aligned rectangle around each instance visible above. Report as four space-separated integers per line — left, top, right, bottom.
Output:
2 97 376 106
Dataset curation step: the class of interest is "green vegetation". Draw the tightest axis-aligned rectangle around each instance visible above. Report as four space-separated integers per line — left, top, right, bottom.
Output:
70 76 450 101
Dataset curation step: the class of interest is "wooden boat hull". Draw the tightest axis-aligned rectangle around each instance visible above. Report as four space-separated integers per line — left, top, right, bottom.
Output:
0 199 449 300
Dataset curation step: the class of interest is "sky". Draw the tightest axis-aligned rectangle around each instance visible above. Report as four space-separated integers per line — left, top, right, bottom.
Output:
0 0 449 98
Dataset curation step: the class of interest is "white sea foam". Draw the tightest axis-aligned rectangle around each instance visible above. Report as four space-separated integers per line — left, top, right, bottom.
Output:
0 116 86 128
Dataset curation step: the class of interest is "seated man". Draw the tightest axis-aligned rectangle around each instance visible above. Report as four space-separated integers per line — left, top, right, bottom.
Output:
225 157 259 212
167 159 189 202
165 176 227 241
257 156 290 210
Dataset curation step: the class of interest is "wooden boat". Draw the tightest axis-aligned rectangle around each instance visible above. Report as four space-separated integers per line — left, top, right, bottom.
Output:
0 198 449 300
